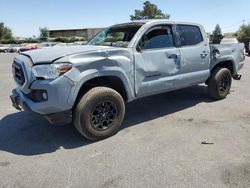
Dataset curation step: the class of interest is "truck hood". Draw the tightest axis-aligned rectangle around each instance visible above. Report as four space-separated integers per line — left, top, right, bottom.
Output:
21 45 114 64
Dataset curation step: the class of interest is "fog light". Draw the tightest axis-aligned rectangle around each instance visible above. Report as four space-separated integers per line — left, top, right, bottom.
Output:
26 90 48 102
42 92 48 100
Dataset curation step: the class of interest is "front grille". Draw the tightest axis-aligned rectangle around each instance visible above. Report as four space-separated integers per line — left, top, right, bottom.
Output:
12 62 25 86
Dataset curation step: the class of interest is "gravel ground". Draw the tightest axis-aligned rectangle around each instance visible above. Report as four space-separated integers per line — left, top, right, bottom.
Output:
0 53 249 188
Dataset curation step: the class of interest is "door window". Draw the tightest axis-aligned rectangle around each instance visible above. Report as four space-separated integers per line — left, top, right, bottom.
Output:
138 26 174 50
176 25 203 46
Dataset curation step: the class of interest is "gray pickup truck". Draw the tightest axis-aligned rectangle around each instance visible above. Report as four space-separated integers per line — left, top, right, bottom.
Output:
10 20 245 140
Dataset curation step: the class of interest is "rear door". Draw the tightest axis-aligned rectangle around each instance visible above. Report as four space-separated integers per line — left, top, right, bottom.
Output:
176 24 210 86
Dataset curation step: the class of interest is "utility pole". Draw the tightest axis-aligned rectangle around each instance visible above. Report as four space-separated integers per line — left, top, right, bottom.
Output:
243 19 245 28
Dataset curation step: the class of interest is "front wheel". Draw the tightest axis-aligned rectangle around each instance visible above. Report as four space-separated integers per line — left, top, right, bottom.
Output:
73 87 125 141
208 68 232 100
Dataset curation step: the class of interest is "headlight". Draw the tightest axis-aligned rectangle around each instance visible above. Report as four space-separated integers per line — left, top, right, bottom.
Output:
32 63 72 79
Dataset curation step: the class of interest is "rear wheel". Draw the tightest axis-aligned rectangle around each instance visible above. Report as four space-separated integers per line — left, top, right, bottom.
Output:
208 68 232 100
73 87 125 141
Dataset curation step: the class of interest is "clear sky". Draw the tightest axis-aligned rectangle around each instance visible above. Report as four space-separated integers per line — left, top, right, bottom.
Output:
0 0 249 37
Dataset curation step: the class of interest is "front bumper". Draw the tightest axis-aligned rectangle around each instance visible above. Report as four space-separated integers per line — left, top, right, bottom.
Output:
10 89 72 125
10 75 74 125
10 89 31 111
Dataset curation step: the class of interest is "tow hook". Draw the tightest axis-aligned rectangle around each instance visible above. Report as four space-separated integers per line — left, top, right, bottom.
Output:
233 74 242 80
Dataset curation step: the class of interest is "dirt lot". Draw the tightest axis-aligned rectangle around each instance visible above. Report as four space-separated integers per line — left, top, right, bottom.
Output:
0 53 249 188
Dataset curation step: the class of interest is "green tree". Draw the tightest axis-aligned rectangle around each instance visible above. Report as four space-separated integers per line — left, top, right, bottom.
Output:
235 24 250 39
0 22 4 40
39 27 49 41
211 24 222 43
130 1 170 20
3 27 13 40
0 22 13 41
212 24 222 37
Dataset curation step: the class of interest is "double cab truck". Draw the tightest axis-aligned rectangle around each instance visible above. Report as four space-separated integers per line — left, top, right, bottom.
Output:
10 20 245 140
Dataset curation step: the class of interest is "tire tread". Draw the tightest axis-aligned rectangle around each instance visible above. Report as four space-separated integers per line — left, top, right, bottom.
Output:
208 67 231 100
73 87 125 140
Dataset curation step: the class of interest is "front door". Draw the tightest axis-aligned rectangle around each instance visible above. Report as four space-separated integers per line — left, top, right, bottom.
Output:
134 24 181 97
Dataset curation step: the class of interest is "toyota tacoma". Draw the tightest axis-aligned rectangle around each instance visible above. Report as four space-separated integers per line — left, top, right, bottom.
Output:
10 20 245 140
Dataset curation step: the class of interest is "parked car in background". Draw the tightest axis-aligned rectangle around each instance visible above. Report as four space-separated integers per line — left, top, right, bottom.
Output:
0 44 9 53
220 37 239 44
39 42 57 49
19 44 38 52
248 42 250 55
66 43 75 46
7 44 22 53
73 41 88 45
53 43 67 47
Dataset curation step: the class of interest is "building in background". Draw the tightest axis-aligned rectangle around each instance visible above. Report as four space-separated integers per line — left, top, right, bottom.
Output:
49 28 102 41
223 32 235 38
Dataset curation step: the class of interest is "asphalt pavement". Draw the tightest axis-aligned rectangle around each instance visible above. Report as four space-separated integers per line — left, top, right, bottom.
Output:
0 53 249 188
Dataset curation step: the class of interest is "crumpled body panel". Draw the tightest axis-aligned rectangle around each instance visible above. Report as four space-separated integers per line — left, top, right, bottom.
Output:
56 47 136 104
211 43 245 74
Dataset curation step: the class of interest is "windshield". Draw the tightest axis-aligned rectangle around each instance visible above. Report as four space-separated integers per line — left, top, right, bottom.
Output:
88 24 143 48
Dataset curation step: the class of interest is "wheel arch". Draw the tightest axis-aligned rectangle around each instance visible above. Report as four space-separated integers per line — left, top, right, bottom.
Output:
67 69 135 108
211 60 236 76
76 76 128 101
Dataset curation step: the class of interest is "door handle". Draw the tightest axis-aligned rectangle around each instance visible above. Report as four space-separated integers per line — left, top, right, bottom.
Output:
200 52 208 59
168 54 178 59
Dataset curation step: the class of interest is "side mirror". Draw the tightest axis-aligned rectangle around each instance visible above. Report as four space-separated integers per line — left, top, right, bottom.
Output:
136 45 143 53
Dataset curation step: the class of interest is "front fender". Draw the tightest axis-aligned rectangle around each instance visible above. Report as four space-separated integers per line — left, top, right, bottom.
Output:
66 67 135 106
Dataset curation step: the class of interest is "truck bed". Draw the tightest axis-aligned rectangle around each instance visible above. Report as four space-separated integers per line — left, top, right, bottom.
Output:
211 43 245 74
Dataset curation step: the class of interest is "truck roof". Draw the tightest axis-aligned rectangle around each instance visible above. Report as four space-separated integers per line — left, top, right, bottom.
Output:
113 19 203 28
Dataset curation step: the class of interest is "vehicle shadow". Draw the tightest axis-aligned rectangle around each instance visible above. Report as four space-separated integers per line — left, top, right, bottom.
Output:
123 85 213 128
0 85 213 156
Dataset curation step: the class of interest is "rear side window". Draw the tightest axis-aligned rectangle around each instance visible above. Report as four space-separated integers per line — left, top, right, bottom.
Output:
176 25 203 46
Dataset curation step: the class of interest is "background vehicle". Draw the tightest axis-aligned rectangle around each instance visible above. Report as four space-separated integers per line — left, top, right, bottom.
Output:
249 42 250 55
73 41 88 45
7 44 22 53
52 42 67 47
0 44 9 53
220 37 239 44
19 43 38 52
10 20 245 141
39 42 57 49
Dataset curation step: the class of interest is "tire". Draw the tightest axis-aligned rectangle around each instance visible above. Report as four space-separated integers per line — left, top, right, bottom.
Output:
208 68 232 100
4 50 8 53
73 87 125 141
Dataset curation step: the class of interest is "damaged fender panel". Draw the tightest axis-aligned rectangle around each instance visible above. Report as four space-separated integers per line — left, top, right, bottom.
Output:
211 44 245 74
57 48 136 105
